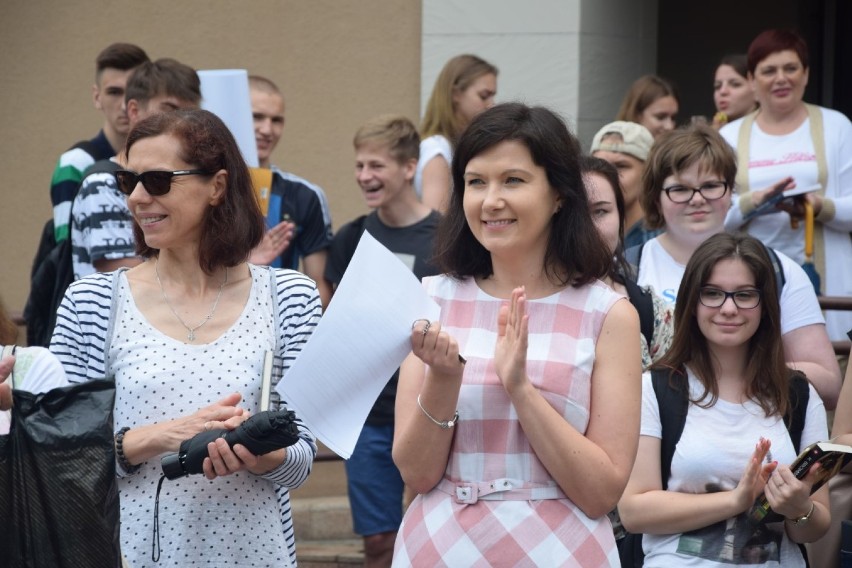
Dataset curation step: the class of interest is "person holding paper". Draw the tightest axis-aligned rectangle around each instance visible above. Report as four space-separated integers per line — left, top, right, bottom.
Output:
719 29 852 340
619 233 830 567
51 109 320 567
631 123 841 409
325 115 440 567
392 103 641 566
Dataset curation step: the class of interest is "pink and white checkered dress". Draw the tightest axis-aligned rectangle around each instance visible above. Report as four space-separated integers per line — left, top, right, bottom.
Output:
392 275 622 567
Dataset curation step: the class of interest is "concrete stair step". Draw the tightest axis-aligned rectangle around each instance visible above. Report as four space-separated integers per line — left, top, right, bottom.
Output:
296 539 364 568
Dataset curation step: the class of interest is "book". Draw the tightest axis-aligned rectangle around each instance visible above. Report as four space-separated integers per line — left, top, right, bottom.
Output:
743 183 821 222
749 441 852 525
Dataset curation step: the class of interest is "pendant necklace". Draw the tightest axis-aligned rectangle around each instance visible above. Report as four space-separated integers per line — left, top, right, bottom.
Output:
155 258 228 342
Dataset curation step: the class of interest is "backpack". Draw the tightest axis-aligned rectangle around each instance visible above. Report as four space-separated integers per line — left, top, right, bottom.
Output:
617 367 811 567
24 159 120 347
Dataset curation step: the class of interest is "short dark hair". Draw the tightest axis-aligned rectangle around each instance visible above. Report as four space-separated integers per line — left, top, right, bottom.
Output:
655 233 789 418
579 155 630 282
717 54 748 79
435 102 612 286
125 58 201 107
641 123 737 230
95 43 149 79
747 29 809 75
125 109 264 274
616 75 679 124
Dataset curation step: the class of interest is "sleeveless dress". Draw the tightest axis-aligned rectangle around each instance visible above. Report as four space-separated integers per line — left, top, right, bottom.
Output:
392 275 622 567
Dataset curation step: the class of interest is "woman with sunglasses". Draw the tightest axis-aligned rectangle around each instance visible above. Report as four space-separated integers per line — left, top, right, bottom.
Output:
50 109 320 567
628 123 841 410
619 232 830 567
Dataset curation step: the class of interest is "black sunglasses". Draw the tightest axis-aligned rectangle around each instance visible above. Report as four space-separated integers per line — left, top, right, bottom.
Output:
113 169 212 196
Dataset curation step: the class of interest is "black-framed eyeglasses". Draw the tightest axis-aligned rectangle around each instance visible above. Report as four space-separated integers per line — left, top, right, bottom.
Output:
664 181 729 203
114 169 212 196
699 287 762 309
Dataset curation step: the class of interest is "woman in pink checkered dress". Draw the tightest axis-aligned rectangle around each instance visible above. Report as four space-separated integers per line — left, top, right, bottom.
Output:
392 103 643 566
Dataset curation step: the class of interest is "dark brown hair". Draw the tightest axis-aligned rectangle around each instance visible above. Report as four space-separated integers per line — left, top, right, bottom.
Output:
435 103 612 286
95 43 149 79
654 233 789 417
641 123 737 230
579 155 630 283
125 58 201 107
717 54 748 79
747 29 809 75
125 109 264 274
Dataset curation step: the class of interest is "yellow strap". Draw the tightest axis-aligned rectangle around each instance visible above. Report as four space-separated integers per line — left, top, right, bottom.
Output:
805 104 827 288
249 167 274 217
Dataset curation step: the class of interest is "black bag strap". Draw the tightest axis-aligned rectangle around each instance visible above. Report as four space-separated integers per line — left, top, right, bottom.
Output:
786 370 810 454
651 367 689 490
624 277 654 350
761 243 786 301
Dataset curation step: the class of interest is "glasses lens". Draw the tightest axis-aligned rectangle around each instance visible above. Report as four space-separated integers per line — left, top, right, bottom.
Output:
700 288 726 307
733 290 760 309
114 171 135 195
139 171 173 196
666 186 691 203
700 182 727 200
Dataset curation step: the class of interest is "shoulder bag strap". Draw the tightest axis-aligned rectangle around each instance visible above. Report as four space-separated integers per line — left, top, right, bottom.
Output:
261 266 280 410
805 104 827 289
734 110 759 197
103 268 129 378
652 367 689 490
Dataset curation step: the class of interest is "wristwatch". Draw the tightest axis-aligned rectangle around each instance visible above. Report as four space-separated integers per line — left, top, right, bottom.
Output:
789 501 815 526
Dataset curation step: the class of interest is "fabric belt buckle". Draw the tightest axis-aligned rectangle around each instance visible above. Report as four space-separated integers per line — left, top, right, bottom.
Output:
454 484 479 504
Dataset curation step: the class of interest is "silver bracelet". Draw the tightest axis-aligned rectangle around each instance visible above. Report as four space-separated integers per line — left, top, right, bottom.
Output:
417 394 459 429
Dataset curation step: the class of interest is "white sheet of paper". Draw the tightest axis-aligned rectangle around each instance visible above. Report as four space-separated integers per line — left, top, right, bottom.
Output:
198 69 259 168
276 231 440 458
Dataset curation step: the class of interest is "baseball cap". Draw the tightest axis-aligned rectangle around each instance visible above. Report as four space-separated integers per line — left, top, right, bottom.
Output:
590 121 654 162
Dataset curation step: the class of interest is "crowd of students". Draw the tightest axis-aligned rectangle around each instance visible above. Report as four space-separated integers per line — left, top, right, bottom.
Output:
2 24 851 568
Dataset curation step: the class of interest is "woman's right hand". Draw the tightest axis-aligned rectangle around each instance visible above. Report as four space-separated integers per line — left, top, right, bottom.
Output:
732 437 776 512
169 392 246 449
752 176 796 210
410 320 464 379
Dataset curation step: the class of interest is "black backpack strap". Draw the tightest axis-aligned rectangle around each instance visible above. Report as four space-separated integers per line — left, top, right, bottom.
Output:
761 244 786 302
624 277 654 350
786 370 810 454
651 367 689 490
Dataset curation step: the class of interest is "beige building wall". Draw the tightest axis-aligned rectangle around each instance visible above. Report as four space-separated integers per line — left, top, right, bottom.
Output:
0 1 421 316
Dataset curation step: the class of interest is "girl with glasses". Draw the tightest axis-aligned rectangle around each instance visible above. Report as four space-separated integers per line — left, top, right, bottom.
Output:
619 232 830 567
50 109 320 567
628 123 840 409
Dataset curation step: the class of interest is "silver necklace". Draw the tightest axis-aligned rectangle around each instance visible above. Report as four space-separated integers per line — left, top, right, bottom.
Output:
155 258 228 342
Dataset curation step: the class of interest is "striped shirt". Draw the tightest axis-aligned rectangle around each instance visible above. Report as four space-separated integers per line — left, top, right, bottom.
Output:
51 264 320 566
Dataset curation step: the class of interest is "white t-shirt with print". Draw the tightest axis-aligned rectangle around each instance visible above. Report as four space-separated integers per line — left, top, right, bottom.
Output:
640 369 827 567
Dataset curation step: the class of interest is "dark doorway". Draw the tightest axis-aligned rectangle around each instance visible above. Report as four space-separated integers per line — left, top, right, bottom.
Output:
657 0 851 124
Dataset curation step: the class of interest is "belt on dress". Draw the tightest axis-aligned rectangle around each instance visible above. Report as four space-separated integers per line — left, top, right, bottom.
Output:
435 477 567 504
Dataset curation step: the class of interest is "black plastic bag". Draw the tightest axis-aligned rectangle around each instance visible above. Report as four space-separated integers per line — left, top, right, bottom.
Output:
0 379 121 568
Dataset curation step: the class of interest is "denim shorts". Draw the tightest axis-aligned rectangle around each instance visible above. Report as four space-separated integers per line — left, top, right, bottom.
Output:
344 423 404 536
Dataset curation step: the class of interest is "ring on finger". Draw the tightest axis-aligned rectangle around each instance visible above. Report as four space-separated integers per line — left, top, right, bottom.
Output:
422 321 431 337
411 318 430 331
